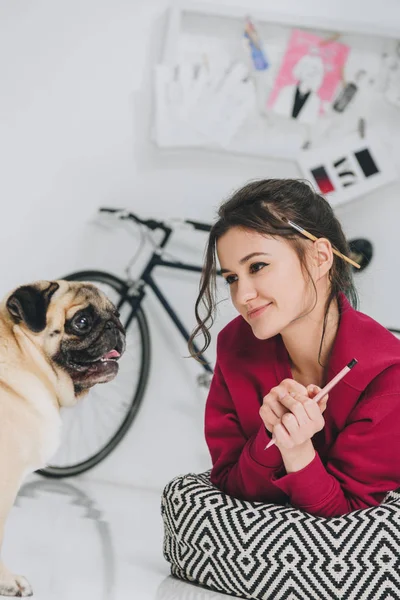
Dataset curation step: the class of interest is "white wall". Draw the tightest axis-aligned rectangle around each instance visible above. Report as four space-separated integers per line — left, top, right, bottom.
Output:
1 0 400 489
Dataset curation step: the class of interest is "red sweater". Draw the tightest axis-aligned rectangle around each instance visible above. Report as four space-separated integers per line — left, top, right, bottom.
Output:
205 294 400 517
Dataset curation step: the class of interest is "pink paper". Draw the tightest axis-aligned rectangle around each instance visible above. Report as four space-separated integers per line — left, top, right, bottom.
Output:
268 30 350 124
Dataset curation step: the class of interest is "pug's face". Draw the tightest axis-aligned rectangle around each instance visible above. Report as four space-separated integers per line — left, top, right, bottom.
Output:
5 280 126 395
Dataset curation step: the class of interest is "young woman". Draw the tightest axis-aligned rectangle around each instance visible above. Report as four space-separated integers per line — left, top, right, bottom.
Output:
189 179 400 518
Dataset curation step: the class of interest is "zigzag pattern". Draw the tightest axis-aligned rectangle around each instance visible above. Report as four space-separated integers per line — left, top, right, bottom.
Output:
161 471 400 600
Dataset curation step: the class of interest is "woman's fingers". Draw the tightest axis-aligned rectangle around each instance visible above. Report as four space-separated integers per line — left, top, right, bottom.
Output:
273 394 325 448
307 384 329 413
260 379 328 434
260 379 307 431
279 394 310 427
259 397 285 432
279 379 308 396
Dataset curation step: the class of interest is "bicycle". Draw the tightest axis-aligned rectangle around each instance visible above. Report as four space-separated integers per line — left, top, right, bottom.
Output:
37 208 399 479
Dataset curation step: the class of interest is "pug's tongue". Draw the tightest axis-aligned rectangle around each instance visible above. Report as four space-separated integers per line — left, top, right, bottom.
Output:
102 349 120 360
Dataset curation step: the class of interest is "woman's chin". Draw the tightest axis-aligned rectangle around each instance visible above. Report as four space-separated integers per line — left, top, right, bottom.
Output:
250 324 276 340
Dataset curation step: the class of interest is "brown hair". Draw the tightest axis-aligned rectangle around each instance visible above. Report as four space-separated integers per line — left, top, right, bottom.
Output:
188 179 358 361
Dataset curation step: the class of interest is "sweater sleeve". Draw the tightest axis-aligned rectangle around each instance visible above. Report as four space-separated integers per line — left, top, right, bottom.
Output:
205 360 287 504
271 371 400 517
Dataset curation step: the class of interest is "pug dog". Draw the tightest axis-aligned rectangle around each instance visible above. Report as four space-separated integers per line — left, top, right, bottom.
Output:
0 280 126 596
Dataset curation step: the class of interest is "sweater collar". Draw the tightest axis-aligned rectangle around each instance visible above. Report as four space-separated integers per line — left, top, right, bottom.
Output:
317 293 400 392
275 293 400 393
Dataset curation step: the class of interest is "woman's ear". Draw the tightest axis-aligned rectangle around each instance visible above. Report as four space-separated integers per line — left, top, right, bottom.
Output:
313 238 333 279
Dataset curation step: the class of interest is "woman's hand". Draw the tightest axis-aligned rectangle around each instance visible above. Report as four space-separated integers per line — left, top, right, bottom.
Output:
260 379 328 437
270 388 327 451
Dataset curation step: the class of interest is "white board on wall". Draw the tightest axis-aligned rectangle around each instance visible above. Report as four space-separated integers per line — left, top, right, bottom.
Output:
152 2 400 165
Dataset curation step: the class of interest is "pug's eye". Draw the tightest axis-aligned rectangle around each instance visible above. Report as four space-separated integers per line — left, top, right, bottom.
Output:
72 314 92 333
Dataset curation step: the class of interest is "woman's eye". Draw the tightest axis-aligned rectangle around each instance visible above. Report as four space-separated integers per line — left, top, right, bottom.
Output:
250 262 268 274
224 274 237 285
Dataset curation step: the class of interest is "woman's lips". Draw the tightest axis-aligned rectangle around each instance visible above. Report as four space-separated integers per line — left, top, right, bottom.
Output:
247 303 271 320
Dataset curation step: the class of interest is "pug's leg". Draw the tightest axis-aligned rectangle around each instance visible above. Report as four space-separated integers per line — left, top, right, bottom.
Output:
0 472 33 597
0 563 32 597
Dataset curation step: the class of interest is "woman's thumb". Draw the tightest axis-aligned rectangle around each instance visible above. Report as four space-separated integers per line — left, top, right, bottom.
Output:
307 384 321 398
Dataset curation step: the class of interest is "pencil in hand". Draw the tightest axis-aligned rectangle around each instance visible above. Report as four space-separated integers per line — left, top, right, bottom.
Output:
264 358 358 450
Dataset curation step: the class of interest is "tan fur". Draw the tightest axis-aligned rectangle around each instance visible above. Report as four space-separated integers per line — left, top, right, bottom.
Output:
0 280 123 596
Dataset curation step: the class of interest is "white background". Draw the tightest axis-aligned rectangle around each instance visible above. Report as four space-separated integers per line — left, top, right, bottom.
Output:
1 0 400 490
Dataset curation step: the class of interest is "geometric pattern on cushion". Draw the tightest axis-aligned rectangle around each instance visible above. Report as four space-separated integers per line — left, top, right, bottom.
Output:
161 471 400 600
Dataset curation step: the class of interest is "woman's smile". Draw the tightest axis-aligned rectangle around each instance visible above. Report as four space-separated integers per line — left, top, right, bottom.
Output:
247 303 272 320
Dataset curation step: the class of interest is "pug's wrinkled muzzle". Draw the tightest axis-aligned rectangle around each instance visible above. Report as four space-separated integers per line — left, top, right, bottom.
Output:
66 321 126 386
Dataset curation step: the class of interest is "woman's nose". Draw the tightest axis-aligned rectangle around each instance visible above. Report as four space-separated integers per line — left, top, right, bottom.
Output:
236 279 258 305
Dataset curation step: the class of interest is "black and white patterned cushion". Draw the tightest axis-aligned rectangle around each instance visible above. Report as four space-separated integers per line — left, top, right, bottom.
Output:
161 471 400 599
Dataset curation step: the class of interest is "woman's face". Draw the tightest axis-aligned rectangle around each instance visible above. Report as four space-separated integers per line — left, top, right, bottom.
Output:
217 227 315 340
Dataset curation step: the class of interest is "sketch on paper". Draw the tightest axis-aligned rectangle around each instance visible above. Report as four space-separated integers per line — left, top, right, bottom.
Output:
268 29 350 124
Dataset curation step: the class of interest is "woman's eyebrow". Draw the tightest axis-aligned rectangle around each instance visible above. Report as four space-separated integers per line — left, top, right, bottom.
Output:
220 252 271 274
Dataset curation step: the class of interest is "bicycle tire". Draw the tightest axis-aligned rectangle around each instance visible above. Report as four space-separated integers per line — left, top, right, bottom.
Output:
38 270 151 478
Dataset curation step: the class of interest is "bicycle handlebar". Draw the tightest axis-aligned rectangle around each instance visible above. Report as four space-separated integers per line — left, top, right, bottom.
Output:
185 219 212 232
99 207 163 231
99 208 212 233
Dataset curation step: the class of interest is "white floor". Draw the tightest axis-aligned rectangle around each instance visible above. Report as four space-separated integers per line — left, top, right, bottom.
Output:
3 474 230 600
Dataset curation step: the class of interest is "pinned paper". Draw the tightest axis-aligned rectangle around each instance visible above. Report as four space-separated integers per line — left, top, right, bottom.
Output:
297 132 398 207
268 30 350 124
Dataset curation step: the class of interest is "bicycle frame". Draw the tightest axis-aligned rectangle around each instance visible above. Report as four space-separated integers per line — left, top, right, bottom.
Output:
115 227 214 374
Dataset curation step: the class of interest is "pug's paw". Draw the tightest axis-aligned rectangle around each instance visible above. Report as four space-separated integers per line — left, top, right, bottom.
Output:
0 570 33 597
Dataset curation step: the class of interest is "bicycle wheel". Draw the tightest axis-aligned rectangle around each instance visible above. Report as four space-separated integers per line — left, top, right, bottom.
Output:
38 271 151 478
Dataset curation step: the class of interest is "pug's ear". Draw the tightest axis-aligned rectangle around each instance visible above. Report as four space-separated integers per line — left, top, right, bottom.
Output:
6 282 59 332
